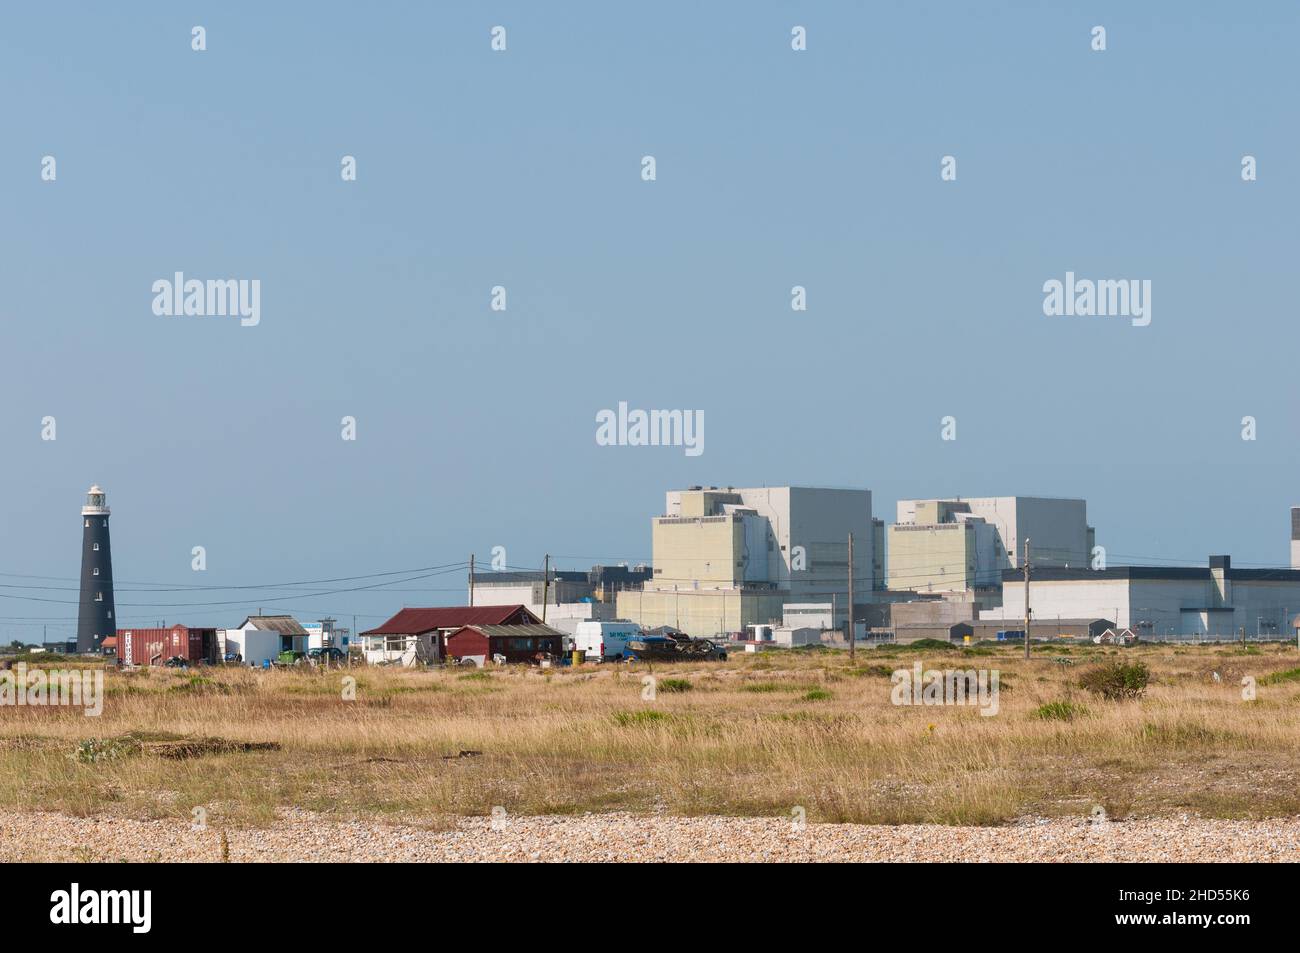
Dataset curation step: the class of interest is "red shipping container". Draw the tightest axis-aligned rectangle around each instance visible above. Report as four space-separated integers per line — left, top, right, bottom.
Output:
116 625 219 665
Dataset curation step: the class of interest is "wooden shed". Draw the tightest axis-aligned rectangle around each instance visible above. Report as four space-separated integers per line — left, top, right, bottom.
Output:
444 623 564 666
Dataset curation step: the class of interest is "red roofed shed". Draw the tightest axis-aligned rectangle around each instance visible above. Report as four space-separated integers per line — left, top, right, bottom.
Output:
359 605 543 664
361 605 540 636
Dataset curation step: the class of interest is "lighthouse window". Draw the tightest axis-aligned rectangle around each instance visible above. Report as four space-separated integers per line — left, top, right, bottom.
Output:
93 543 99 551
84 520 89 528
93 568 99 576
102 520 107 527
95 592 103 602
107 612 112 619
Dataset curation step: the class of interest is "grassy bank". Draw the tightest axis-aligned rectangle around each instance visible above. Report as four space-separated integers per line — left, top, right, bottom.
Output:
1 642 1298 827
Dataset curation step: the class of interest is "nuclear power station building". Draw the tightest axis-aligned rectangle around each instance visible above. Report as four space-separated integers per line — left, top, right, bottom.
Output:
615 485 875 637
76 484 116 653
888 496 1094 593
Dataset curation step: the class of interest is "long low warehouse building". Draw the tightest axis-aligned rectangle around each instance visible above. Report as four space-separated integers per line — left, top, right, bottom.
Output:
983 556 1300 638
891 617 1113 644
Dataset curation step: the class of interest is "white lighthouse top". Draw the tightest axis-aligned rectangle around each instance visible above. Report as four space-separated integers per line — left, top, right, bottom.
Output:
82 485 110 517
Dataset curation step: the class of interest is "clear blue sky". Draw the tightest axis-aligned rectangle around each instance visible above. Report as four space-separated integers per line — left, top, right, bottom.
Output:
1 2 1296 640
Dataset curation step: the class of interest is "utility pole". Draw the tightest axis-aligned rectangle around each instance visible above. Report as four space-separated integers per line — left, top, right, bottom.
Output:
542 554 549 624
468 553 475 607
847 532 855 661
1023 538 1032 661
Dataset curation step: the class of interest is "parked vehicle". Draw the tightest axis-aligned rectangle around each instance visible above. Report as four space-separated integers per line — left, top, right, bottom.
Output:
223 652 243 664
624 635 727 662
308 647 347 665
573 621 641 661
163 656 190 668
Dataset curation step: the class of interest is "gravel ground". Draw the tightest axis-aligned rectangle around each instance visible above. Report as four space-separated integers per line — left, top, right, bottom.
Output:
3 810 1300 862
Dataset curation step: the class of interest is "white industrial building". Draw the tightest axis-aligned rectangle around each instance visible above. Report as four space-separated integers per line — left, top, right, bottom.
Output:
468 570 593 619
782 603 837 630
537 602 616 637
468 567 648 634
983 556 1300 639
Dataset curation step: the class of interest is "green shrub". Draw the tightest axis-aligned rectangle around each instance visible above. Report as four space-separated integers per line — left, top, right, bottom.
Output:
1141 720 1221 746
612 710 669 727
170 675 230 694
852 665 895 678
73 737 136 763
1034 700 1087 721
657 678 692 693
801 688 833 702
71 730 185 763
1079 660 1149 700
895 639 957 652
1261 667 1300 686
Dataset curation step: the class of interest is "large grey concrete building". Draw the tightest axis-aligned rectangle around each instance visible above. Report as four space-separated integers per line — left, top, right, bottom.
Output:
616 485 874 637
889 496 1094 593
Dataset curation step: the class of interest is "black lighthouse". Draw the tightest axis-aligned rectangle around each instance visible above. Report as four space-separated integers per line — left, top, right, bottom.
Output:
76 484 116 653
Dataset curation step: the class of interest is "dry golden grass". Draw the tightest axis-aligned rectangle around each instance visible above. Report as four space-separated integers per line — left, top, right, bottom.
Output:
2 642 1299 828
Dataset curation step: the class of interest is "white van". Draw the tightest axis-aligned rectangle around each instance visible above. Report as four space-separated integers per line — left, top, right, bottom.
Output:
573 621 641 661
